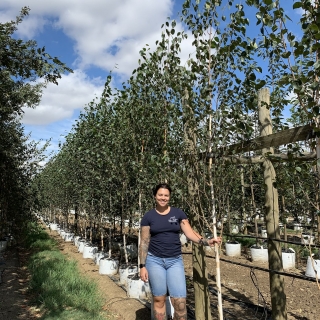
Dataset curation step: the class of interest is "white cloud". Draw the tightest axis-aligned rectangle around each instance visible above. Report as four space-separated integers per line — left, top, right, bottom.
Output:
22 70 105 125
17 15 47 38
0 9 17 23
0 0 175 77
55 0 174 76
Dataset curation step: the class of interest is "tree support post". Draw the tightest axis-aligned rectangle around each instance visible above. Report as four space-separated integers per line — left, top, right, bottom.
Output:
183 88 212 320
316 135 320 240
258 88 287 320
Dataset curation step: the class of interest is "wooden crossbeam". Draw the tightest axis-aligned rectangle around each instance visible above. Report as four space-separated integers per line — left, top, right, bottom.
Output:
206 124 315 158
215 152 316 164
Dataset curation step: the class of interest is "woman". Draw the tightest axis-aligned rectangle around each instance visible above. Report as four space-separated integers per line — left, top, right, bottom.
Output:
139 182 221 320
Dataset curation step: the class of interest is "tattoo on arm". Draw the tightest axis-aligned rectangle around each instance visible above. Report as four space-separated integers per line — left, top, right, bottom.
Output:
199 238 210 246
139 226 150 264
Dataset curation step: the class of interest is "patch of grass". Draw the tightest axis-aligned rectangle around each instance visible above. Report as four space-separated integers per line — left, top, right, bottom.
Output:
30 238 58 252
24 222 110 319
24 222 57 250
29 250 103 312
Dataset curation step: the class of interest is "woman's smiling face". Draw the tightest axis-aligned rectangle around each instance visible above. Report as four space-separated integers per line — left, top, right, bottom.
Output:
155 187 170 208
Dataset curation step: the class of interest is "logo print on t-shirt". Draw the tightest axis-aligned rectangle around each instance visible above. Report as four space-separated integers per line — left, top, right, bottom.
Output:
168 216 178 224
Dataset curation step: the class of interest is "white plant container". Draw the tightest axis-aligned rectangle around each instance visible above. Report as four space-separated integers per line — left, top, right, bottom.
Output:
78 240 86 253
50 223 58 231
180 234 188 246
94 251 107 265
261 229 267 238
119 264 138 286
305 256 320 278
74 236 81 247
60 230 66 239
99 258 119 275
127 273 151 299
83 244 98 259
293 223 302 231
231 225 239 234
225 241 241 257
250 245 268 262
151 296 174 319
282 248 295 270
64 232 74 242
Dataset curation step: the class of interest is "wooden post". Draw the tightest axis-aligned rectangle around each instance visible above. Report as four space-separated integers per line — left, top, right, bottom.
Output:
258 88 287 320
316 137 320 242
183 88 212 320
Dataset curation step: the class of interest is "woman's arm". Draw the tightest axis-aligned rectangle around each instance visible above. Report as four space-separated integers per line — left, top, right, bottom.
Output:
139 225 150 264
139 225 150 282
180 219 221 246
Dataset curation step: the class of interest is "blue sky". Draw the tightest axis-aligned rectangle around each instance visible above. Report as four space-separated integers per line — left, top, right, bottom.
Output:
0 1 302 158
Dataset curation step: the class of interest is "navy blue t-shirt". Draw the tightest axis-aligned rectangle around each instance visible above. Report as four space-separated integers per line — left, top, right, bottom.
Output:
141 207 188 258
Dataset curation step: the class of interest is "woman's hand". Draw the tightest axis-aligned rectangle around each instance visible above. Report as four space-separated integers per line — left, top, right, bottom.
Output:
140 267 149 282
208 237 222 246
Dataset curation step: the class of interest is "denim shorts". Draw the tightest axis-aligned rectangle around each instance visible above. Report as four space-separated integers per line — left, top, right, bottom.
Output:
146 252 187 298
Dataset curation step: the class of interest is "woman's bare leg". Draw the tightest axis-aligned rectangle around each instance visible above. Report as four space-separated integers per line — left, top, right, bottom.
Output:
171 297 187 320
153 295 167 320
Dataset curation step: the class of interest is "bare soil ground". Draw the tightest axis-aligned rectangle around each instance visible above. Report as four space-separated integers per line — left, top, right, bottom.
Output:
1 228 319 320
0 245 37 320
200 248 320 320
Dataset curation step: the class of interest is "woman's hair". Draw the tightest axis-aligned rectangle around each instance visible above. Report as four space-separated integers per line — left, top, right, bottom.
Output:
153 183 172 196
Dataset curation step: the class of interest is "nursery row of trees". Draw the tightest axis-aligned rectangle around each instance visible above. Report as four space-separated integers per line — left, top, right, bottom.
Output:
35 0 320 236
